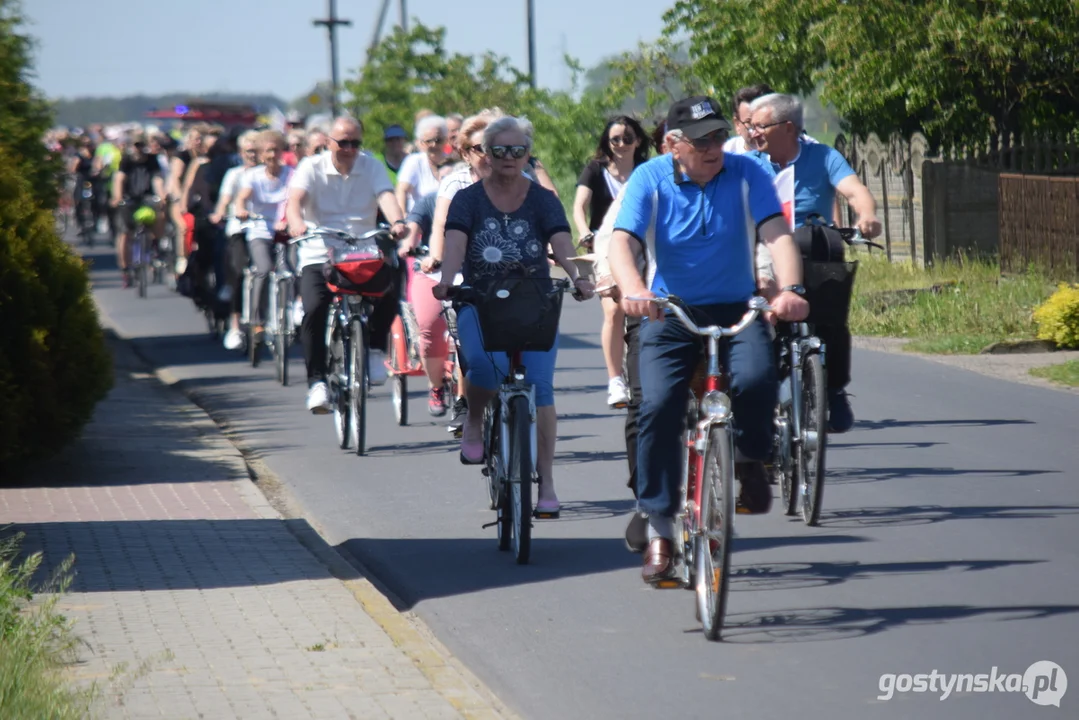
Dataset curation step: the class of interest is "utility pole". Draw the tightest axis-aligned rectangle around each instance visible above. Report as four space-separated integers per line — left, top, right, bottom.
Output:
400 0 408 32
526 0 536 88
313 0 352 119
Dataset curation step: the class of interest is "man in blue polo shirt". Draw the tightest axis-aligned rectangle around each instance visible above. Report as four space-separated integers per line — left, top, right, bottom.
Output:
746 93 882 433
609 96 809 585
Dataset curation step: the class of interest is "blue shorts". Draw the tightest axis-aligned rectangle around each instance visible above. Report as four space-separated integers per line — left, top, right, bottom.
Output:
455 305 558 407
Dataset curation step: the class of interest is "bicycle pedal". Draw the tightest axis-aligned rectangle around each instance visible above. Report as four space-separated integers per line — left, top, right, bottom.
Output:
651 578 683 590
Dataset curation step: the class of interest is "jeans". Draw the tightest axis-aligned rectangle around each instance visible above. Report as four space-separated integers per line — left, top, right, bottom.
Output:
226 234 249 316
624 316 642 499
299 266 399 386
636 302 777 518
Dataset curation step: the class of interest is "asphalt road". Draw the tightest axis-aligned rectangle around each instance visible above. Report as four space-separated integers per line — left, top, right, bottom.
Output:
79 238 1079 719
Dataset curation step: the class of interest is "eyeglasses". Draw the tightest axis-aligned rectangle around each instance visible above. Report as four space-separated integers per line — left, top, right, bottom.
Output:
332 137 362 149
468 144 484 154
685 130 729 151
313 145 328 153
609 134 637 147
422 136 446 146
489 145 528 160
748 120 788 134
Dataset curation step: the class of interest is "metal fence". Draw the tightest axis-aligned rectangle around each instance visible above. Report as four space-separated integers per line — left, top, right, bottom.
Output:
999 174 1079 280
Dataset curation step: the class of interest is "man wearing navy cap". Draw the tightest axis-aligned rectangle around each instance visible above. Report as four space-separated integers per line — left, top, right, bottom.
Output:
609 96 810 584
378 124 408 185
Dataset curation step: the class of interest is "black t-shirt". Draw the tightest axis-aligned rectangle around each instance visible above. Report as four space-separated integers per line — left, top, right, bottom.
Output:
119 156 160 200
577 159 617 232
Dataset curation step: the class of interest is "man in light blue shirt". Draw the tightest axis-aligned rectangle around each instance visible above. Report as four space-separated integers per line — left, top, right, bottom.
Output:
609 96 809 585
746 93 882 433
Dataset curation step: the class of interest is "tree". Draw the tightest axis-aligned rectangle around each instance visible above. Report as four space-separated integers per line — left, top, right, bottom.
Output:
588 39 704 121
665 0 1079 145
0 0 60 208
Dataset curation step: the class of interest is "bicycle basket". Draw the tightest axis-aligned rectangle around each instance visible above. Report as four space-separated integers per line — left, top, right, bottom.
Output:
803 260 858 327
323 237 393 297
472 276 564 353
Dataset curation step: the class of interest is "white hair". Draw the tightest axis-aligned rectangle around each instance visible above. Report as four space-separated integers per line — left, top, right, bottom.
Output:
237 130 260 149
749 93 804 129
482 116 534 152
415 114 448 141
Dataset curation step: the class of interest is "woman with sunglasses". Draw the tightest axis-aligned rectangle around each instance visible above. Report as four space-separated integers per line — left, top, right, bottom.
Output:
573 116 650 410
432 115 595 516
210 130 260 350
414 108 504 423
395 115 449 213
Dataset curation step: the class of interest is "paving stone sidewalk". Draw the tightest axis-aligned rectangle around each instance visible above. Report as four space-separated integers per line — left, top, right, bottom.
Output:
0 338 511 720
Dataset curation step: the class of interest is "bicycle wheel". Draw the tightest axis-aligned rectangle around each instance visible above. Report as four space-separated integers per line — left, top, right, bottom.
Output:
798 352 828 526
697 426 735 641
349 318 368 456
276 282 290 386
777 401 797 517
507 395 533 564
136 237 148 298
330 312 351 449
483 400 501 512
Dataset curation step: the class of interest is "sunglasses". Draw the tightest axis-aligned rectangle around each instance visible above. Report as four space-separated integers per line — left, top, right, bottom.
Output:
686 130 729 151
332 137 362 149
489 145 528 160
468 144 484 154
609 134 637 147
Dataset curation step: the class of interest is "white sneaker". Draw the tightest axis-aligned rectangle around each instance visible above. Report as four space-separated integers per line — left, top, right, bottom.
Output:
223 328 244 351
368 349 388 386
306 382 332 414
607 376 630 408
175 257 187 275
292 298 305 327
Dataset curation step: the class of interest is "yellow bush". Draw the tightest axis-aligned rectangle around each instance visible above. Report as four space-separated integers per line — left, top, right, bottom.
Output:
1033 283 1079 349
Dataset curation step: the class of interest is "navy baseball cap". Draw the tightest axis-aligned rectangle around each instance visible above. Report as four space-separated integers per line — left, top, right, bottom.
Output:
383 124 407 140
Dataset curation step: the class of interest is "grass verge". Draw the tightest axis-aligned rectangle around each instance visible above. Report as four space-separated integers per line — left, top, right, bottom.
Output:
1029 360 1079 387
849 253 1055 354
0 531 91 719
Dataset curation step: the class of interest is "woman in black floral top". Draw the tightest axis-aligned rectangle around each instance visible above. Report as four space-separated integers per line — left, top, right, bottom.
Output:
434 116 594 515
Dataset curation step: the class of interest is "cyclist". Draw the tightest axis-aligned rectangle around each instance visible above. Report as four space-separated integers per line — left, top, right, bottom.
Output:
725 84 820 156
608 96 808 584
305 130 329 157
93 129 124 242
210 130 260 350
285 116 410 414
421 108 507 431
111 134 166 288
573 116 651 409
745 93 882 433
69 136 98 234
432 115 595 516
396 115 448 212
374 124 408 185
235 130 294 347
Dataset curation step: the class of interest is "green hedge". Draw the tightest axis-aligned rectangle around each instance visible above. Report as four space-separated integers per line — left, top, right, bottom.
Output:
0 148 112 475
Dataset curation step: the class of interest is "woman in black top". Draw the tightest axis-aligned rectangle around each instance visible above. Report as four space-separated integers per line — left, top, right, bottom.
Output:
571 115 649 409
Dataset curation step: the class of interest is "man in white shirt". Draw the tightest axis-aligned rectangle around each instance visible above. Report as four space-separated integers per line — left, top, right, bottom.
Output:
724 83 819 155
286 116 409 414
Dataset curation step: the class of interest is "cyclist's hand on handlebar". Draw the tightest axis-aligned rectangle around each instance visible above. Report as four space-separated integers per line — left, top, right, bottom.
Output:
419 256 440 274
274 219 288 233
432 281 452 301
571 277 595 301
235 208 250 221
772 290 809 322
209 212 223 225
622 288 662 321
389 221 409 240
856 215 882 239
288 219 308 238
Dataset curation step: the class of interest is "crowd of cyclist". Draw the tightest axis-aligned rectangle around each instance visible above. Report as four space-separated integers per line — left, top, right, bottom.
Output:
50 81 882 584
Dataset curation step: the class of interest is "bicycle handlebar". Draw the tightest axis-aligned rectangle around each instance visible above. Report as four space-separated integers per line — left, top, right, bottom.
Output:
445 277 576 302
625 295 771 339
805 215 885 251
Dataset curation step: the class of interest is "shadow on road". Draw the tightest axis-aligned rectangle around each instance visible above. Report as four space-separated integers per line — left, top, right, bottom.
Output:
731 558 1043 593
829 440 946 450
824 465 1058 485
336 536 639 610
734 534 870 553
719 603 1079 644
854 417 1035 430
819 504 1079 529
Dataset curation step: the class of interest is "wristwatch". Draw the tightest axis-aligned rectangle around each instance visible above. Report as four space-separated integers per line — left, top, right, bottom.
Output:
782 284 806 296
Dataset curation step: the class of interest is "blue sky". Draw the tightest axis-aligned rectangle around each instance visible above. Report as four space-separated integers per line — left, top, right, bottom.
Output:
26 0 669 100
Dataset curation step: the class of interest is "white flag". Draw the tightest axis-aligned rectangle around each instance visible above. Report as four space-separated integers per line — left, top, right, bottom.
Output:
774 166 795 231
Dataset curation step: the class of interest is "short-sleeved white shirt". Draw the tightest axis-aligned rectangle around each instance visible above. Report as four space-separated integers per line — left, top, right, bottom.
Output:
396 152 440 210
219 165 250 237
290 152 394 268
241 165 293 241
437 165 477 201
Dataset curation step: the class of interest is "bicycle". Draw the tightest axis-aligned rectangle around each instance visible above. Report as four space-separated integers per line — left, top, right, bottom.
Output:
447 276 579 566
76 179 96 246
123 198 162 299
626 293 770 641
316 225 398 456
772 218 883 525
387 246 460 427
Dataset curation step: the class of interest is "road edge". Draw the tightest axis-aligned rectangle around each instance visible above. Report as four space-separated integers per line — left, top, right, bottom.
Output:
94 307 521 720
